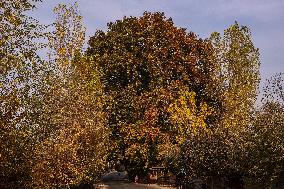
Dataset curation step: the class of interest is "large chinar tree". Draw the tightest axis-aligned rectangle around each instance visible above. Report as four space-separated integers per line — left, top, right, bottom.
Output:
87 12 218 179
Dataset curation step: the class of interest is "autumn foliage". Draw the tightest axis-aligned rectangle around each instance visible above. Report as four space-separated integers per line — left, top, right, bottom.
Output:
1 1 284 189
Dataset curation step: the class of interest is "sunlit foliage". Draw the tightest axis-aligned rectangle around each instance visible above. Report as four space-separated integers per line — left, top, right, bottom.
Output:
30 59 109 189
168 90 213 143
209 22 260 129
29 3 109 188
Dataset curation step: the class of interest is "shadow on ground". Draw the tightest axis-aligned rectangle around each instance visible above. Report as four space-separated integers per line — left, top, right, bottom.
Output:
96 181 175 189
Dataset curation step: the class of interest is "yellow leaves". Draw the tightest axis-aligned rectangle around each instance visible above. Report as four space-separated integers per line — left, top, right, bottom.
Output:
49 2 85 70
125 143 149 161
27 52 108 188
58 47 66 56
168 90 213 143
32 120 108 188
209 22 260 130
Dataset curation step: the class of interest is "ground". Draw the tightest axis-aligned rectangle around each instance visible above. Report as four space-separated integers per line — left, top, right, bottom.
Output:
95 182 176 189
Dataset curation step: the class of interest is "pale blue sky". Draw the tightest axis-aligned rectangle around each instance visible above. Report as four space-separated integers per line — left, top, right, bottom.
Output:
32 0 284 86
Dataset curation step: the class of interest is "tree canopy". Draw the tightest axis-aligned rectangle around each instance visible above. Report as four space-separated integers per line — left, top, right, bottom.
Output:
87 12 219 178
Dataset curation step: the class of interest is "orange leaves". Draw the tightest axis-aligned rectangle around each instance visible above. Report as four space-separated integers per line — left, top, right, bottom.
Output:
144 107 158 126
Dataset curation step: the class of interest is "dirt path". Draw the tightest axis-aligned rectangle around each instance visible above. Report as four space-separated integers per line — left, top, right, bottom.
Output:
96 182 176 189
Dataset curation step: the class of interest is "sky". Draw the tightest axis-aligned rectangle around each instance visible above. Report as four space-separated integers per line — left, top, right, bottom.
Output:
31 0 284 87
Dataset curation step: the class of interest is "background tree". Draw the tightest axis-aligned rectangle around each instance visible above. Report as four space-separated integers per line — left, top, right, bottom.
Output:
246 73 284 188
172 23 261 187
209 22 260 130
